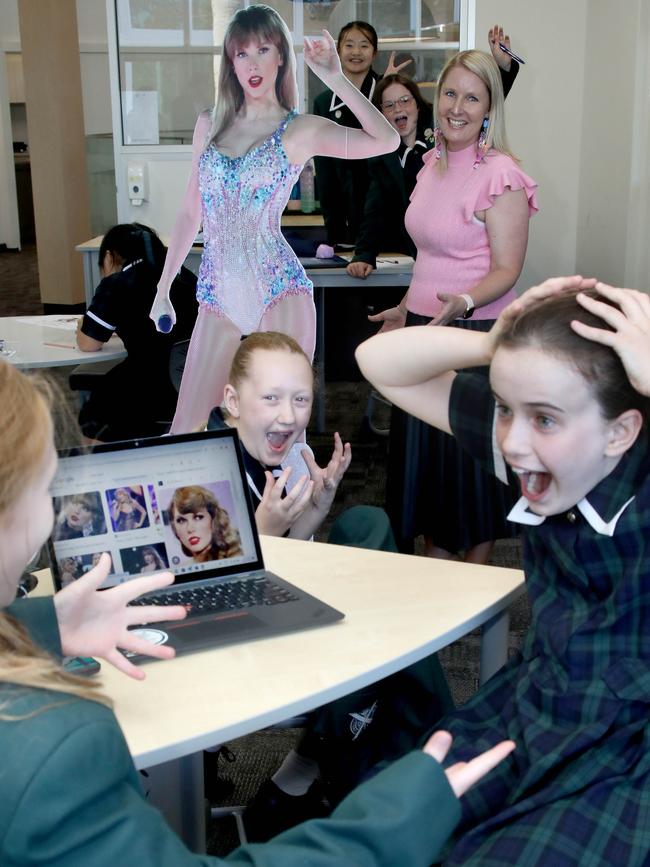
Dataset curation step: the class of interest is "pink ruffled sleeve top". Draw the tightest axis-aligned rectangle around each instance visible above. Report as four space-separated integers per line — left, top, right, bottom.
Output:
404 144 539 320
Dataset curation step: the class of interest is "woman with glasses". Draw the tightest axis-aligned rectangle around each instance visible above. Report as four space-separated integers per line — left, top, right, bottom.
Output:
347 25 519 280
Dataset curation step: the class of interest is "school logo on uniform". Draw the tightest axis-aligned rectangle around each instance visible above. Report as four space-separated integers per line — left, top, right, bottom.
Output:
349 701 378 740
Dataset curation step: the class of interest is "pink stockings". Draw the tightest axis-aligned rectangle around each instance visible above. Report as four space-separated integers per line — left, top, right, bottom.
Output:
170 294 316 434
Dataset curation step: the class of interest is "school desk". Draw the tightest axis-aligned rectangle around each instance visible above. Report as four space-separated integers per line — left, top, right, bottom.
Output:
34 534 524 851
0 314 126 369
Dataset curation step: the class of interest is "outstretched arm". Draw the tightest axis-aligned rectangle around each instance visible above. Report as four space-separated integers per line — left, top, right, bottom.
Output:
358 277 602 431
53 554 187 680
149 112 208 330
286 31 399 165
356 326 491 433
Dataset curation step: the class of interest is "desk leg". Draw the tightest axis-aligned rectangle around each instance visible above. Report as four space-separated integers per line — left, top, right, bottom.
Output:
314 286 325 433
479 609 510 685
142 753 206 853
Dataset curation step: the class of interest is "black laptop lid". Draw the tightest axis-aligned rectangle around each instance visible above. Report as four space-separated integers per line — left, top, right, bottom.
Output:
48 430 264 591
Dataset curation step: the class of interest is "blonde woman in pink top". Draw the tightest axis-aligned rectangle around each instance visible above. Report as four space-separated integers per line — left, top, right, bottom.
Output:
372 50 538 564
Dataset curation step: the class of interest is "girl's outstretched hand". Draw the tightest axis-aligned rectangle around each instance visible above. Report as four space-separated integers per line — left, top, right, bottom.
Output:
255 467 314 537
53 554 187 680
486 275 597 357
304 30 343 82
573 283 650 396
368 305 407 333
423 730 516 798
384 50 413 76
302 432 352 509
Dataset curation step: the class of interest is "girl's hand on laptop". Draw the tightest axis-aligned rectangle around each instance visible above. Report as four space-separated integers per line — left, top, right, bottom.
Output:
255 467 314 537
53 553 187 680
573 283 650 397
423 730 516 798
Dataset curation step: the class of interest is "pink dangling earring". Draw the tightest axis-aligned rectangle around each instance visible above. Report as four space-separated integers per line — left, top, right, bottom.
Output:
474 117 489 169
433 125 443 161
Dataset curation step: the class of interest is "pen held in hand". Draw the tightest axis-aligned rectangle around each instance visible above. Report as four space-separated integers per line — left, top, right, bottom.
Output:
499 42 526 65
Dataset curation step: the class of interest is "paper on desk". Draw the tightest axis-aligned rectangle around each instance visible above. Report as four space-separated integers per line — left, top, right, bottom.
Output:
375 256 414 268
16 315 80 331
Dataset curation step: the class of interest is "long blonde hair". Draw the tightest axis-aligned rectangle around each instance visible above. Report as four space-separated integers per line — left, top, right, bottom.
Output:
433 49 517 171
0 361 109 711
208 5 298 149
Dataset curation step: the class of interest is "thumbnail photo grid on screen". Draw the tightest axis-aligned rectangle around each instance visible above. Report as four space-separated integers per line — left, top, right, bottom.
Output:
53 480 243 585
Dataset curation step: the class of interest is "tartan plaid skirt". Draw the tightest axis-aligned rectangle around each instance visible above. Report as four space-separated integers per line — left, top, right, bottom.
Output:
439 651 650 866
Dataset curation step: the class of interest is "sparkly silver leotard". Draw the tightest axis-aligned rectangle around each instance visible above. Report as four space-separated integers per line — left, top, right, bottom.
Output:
195 110 312 333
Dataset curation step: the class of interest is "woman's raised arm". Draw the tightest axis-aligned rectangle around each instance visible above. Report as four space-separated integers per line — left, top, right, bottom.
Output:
285 31 399 165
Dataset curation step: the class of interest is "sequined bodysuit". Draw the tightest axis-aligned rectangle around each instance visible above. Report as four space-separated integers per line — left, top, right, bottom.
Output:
195 110 312 334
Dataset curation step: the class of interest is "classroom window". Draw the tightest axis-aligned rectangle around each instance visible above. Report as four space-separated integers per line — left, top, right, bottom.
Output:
113 0 466 146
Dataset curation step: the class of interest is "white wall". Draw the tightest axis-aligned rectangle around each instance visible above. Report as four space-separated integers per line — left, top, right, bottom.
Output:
576 0 643 286
476 0 588 289
0 0 112 135
477 0 650 291
0 0 20 46
77 0 112 136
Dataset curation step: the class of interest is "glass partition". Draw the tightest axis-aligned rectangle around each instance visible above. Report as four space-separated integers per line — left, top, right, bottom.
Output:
114 0 465 146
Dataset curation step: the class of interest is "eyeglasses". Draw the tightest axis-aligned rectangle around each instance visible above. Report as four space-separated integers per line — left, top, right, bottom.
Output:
381 94 414 111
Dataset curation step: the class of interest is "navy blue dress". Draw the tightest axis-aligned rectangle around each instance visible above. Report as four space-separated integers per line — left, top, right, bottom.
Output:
438 372 650 866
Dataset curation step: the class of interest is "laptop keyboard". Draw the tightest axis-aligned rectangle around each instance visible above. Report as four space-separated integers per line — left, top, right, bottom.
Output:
128 576 300 615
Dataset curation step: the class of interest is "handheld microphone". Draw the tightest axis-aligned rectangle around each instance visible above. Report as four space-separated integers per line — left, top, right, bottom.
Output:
158 315 173 333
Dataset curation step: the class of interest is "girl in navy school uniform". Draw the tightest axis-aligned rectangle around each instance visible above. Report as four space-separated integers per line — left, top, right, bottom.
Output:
209 330 352 541
357 277 650 866
0 358 513 867
207 331 454 839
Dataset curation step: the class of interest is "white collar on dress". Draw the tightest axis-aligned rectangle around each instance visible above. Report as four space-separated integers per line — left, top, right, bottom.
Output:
507 494 635 537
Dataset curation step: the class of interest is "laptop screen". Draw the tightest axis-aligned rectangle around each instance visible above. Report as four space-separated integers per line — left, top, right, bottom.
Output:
48 430 263 590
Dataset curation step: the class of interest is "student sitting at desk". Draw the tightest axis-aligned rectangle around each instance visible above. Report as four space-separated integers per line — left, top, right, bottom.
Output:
76 223 198 442
0 357 514 866
207 332 453 840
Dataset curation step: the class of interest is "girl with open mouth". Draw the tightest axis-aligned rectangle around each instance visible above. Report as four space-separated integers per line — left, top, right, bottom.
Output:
358 277 650 865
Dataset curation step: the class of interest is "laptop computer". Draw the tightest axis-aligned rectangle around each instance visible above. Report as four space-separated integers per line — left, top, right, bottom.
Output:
48 429 344 662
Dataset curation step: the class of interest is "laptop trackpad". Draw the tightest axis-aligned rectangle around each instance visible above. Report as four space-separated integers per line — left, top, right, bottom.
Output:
167 611 266 649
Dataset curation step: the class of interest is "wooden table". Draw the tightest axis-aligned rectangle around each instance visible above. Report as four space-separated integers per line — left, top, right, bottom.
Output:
38 534 524 849
0 314 126 369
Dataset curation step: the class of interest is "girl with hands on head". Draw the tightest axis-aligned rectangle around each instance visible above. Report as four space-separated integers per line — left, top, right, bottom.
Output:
357 277 650 864
150 5 397 435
